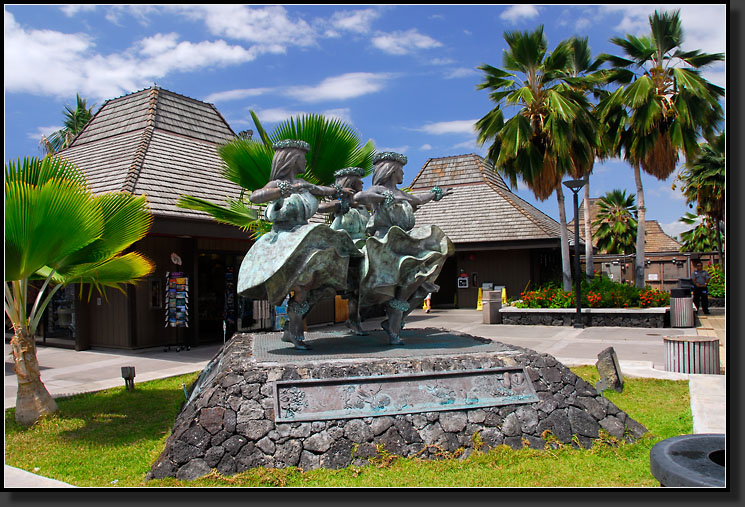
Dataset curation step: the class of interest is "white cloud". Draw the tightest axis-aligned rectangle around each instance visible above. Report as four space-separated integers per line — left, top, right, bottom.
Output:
499 5 540 24
252 108 305 124
445 67 479 79
377 145 409 154
452 140 480 152
27 125 62 141
420 144 433 150
601 5 726 55
660 219 696 241
248 107 353 125
284 72 389 103
4 11 258 100
431 57 456 66
321 108 353 124
204 88 272 103
59 5 97 16
417 119 478 135
104 5 159 27
371 29 442 55
132 36 258 80
4 10 96 97
171 5 316 49
327 8 380 35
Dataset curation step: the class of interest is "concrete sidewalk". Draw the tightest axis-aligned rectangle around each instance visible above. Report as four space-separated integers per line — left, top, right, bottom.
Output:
4 307 726 488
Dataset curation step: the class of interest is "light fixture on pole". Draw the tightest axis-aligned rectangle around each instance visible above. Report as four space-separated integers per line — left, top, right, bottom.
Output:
563 178 586 329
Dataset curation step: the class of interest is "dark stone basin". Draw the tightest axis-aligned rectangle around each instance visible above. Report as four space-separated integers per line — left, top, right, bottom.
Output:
650 434 725 487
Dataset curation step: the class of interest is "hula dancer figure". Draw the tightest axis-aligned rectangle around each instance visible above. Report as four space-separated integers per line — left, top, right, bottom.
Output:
318 167 370 335
354 152 454 345
237 140 360 349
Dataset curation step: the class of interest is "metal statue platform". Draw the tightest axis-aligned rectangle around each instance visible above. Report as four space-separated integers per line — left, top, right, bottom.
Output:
251 327 520 363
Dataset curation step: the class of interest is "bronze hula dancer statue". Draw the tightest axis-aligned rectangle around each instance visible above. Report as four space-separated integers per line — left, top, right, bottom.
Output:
237 140 361 349
317 166 370 335
354 152 454 345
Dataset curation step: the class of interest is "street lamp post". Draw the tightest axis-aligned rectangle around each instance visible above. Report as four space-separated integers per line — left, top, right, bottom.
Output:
564 179 586 329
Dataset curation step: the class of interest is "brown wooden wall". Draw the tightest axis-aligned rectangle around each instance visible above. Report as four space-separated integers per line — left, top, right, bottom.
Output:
306 296 336 327
131 234 252 349
130 235 197 348
450 249 535 308
77 286 131 349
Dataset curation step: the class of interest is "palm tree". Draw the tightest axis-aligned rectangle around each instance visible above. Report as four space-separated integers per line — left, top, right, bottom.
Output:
592 189 638 254
674 132 725 265
39 94 95 155
678 212 722 254
177 111 375 235
596 9 725 287
5 156 154 426
476 26 597 291
561 36 605 281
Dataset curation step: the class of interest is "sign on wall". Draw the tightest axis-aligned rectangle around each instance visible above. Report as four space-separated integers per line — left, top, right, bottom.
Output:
458 271 469 289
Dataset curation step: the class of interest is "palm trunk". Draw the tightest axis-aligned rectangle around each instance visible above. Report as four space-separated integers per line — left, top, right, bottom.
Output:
11 326 58 426
633 164 646 288
556 187 572 292
583 173 593 281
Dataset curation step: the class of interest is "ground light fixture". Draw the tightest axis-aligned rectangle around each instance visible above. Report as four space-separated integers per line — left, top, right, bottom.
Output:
563 178 586 329
121 366 136 391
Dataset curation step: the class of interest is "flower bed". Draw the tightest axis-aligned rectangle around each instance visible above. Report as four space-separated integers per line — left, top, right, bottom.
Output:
513 275 670 310
499 307 669 328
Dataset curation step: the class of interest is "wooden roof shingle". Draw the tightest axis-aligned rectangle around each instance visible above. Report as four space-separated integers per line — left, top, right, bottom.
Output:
57 87 241 220
409 154 561 244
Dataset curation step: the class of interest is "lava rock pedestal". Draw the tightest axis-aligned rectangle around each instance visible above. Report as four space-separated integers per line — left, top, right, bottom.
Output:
147 328 648 481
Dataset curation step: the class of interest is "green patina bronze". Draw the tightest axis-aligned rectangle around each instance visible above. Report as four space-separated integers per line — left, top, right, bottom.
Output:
238 145 454 350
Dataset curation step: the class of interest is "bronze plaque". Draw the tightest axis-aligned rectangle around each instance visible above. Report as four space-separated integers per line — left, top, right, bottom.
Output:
273 367 538 422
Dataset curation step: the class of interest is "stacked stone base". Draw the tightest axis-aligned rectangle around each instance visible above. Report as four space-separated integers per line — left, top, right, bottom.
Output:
147 330 647 482
501 310 667 328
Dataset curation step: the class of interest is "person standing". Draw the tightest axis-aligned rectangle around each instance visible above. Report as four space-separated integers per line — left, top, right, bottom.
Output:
424 292 432 313
692 260 711 315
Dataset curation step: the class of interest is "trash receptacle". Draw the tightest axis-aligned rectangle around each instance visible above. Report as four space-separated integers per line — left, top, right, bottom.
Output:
482 290 502 324
670 287 694 328
678 278 693 293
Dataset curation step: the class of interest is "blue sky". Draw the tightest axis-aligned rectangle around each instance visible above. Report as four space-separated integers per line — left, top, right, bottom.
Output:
4 4 728 240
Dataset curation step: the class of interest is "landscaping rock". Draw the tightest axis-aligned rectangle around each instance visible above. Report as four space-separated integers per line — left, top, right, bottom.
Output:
148 331 650 480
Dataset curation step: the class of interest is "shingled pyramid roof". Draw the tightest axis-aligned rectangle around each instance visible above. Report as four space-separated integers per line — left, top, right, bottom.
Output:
409 154 561 244
57 86 241 220
569 198 682 253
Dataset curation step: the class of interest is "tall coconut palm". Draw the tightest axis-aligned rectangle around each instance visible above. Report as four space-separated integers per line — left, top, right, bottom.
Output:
177 111 375 236
476 26 597 291
5 156 154 426
561 36 605 280
39 94 95 155
596 9 725 287
675 132 725 265
592 189 638 254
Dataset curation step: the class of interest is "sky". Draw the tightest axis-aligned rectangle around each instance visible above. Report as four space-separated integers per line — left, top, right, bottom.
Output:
4 4 729 240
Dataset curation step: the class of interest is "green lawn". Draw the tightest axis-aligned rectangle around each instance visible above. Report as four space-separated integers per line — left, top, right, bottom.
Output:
4 366 692 487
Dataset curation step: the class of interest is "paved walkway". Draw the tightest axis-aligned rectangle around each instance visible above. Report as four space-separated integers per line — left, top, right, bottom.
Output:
4 307 726 488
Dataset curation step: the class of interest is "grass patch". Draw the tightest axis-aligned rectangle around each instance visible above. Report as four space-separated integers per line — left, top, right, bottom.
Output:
5 366 692 487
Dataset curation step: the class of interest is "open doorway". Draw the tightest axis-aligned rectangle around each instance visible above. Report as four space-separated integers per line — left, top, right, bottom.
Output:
432 256 457 309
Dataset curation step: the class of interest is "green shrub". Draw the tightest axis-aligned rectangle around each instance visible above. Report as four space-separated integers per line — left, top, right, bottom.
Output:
514 274 668 309
706 264 725 298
